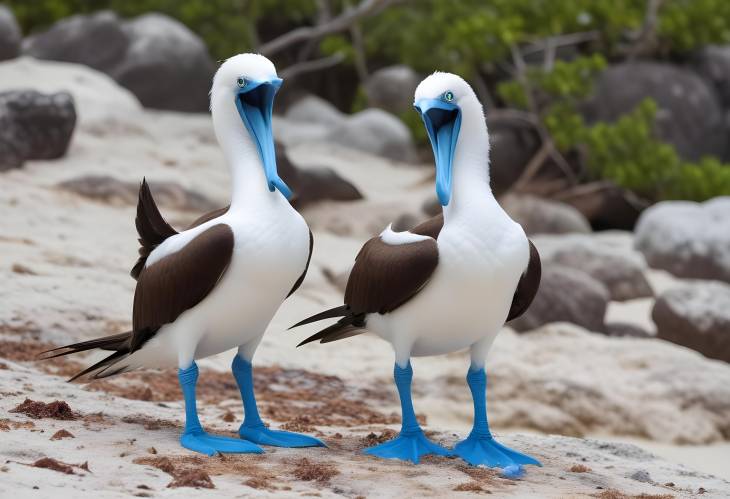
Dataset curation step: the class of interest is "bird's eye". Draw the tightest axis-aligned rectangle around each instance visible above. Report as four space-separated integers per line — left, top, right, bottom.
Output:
443 91 454 102
237 77 246 88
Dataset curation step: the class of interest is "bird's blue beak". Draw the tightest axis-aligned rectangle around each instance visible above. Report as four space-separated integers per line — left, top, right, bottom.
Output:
235 77 292 199
414 98 461 206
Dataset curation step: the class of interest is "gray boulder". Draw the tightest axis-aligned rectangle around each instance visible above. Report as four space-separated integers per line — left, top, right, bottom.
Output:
275 142 362 208
327 108 417 163
0 5 21 61
585 62 726 161
22 12 215 112
23 11 127 72
635 197 730 282
58 175 217 212
550 246 653 301
510 264 609 333
364 65 420 114
111 13 215 112
489 123 541 195
694 45 730 108
0 90 76 170
502 194 592 235
285 95 345 129
653 281 730 363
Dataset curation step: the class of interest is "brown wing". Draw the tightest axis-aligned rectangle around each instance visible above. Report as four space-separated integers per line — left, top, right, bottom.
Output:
345 234 439 315
130 223 234 351
287 229 314 298
130 179 178 279
187 205 230 230
411 213 444 239
506 240 541 322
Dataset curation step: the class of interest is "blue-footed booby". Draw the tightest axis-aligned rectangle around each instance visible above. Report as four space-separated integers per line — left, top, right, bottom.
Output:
291 72 542 472
42 53 324 455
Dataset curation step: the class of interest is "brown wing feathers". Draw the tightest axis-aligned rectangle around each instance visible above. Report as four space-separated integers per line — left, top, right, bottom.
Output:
506 240 541 322
130 178 178 279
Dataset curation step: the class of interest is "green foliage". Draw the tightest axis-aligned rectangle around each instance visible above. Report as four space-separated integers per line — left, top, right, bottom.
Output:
659 0 730 52
501 57 730 202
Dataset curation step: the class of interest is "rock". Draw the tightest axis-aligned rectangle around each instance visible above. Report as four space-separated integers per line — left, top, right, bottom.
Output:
22 12 215 113
327 108 417 163
510 264 609 333
276 142 362 208
652 281 730 363
0 5 21 61
634 197 730 282
285 95 345 129
23 11 128 73
585 62 726 161
559 182 650 231
364 65 420 114
605 322 652 338
0 58 141 126
489 123 541 195
550 246 653 301
111 13 215 112
0 90 76 170
486 323 730 445
58 175 218 212
694 45 730 108
501 194 592 235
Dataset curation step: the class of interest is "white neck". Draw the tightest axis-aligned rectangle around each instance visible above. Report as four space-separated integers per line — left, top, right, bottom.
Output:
443 98 495 223
212 97 282 213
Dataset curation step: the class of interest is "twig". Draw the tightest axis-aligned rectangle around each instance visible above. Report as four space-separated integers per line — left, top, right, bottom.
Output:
520 31 600 57
259 0 394 56
625 0 664 59
280 52 346 79
510 44 537 114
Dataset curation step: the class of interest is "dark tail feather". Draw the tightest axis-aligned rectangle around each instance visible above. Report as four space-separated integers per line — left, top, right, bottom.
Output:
67 350 129 382
297 313 366 347
38 331 132 360
38 331 133 382
288 305 350 330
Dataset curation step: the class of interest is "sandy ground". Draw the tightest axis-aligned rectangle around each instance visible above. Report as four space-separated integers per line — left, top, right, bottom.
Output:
1 58 729 497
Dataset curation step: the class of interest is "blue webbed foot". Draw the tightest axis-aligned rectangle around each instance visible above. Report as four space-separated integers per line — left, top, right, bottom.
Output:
239 424 326 448
180 430 264 456
364 430 452 464
453 432 540 468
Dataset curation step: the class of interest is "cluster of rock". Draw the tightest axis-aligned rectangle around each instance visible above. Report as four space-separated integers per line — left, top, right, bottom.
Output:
284 95 417 163
1 10 214 113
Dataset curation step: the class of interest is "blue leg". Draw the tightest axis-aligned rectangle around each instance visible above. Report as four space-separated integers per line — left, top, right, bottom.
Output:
364 362 451 464
453 365 541 472
232 355 325 448
178 362 263 456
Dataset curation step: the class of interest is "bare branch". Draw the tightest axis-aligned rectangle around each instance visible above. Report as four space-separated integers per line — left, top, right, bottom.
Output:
510 44 537 114
279 52 346 79
259 0 395 56
520 31 601 57
625 0 665 59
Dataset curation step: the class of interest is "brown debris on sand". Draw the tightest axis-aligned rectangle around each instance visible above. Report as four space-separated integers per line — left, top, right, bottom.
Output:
32 457 75 475
360 429 397 447
280 415 317 433
121 414 177 430
10 398 77 420
167 469 215 489
570 464 592 473
292 458 339 484
454 481 488 492
50 429 75 440
134 456 214 489
221 411 236 422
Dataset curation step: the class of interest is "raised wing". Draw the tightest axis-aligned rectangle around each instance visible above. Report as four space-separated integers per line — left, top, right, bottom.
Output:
130 179 178 279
